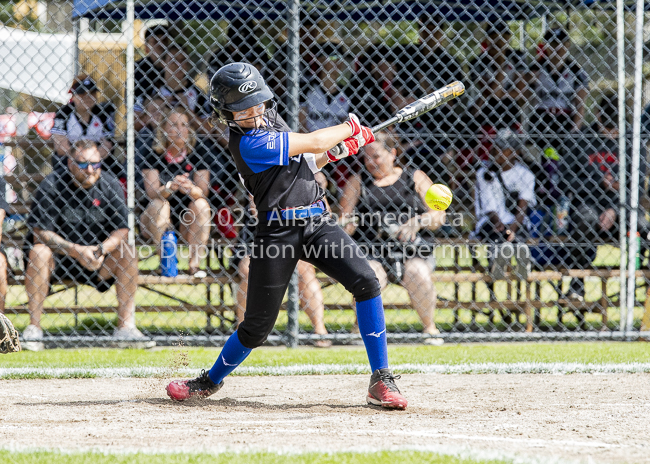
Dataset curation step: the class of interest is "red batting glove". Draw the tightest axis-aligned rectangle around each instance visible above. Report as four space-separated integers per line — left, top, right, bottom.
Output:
345 113 362 137
327 137 360 163
355 125 375 147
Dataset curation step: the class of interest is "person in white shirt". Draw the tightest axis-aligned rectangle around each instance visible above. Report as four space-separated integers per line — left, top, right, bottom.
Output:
474 129 535 279
475 129 536 241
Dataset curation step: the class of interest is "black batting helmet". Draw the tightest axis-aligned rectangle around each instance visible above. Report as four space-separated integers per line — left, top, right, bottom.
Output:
210 62 274 123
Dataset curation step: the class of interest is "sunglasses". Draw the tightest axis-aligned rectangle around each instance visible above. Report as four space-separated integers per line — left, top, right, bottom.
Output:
74 161 102 170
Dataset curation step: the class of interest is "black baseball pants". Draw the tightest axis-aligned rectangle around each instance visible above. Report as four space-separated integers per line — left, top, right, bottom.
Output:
237 212 381 349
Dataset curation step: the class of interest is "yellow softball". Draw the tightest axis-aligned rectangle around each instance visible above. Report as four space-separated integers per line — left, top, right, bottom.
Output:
425 184 453 211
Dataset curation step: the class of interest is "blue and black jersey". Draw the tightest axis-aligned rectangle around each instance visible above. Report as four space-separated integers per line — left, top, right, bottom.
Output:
228 116 324 212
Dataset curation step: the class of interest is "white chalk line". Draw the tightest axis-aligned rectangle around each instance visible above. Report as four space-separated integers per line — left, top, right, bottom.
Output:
2 362 650 378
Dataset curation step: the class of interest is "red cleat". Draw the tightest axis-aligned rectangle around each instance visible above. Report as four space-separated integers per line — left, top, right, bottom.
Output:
166 369 223 401
367 368 408 410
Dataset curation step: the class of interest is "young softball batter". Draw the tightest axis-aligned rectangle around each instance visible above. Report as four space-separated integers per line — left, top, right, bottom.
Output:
166 62 407 409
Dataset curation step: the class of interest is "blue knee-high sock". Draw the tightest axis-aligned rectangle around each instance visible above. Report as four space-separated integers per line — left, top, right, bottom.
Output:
208 330 252 384
356 295 388 373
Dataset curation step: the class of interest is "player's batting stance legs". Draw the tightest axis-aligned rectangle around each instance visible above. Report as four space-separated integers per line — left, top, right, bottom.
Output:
166 217 406 409
166 62 407 409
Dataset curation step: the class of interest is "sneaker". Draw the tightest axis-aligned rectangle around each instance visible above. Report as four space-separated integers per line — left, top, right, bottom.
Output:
112 326 156 349
423 327 444 346
367 368 408 410
424 336 445 346
22 324 44 351
166 369 224 401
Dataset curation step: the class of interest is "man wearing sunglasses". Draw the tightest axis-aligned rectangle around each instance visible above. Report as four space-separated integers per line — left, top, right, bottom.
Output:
23 139 153 350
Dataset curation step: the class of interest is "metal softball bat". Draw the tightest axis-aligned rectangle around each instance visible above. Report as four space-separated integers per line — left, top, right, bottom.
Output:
328 81 465 158
372 80 465 132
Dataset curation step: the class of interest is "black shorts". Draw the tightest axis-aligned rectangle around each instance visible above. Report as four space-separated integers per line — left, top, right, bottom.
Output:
366 243 435 284
146 194 194 229
51 255 114 293
168 194 194 229
23 251 114 293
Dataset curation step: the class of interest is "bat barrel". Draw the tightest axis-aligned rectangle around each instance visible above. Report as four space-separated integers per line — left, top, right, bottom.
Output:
328 81 464 159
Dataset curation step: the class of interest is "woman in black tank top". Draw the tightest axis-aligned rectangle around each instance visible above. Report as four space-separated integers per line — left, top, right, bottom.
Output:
340 133 446 341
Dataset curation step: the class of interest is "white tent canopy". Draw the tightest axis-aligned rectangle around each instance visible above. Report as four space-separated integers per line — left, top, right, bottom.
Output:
0 26 75 104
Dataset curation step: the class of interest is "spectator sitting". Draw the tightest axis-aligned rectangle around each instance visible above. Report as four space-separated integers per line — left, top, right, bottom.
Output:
155 45 212 133
139 108 212 277
134 24 170 130
349 44 398 127
564 95 648 300
473 129 535 279
51 75 115 173
132 95 167 201
23 140 149 351
340 133 446 343
299 44 354 196
299 44 349 132
470 20 528 134
530 27 589 208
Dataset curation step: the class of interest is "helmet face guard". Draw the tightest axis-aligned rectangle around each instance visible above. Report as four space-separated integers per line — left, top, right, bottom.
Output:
210 62 275 133
211 99 278 135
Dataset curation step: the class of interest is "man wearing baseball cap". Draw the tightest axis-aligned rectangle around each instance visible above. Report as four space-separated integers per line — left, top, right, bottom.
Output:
51 75 115 173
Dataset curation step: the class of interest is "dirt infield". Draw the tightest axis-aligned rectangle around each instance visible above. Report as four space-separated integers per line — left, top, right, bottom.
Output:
1 374 648 463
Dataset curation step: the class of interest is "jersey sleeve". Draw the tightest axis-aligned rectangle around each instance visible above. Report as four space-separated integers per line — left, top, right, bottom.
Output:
105 176 130 231
99 103 116 139
517 167 537 205
50 105 70 136
238 130 290 173
475 169 499 214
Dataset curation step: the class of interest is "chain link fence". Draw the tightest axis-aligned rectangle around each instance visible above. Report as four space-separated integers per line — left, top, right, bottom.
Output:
1 0 649 348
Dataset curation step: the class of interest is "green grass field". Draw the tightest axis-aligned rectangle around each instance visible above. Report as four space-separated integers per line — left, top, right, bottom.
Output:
0 450 513 464
3 342 649 372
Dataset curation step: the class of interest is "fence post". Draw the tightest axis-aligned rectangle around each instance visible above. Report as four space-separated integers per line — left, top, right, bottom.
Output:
125 0 135 247
286 270 300 348
626 0 645 336
616 0 628 331
73 18 80 77
284 0 301 348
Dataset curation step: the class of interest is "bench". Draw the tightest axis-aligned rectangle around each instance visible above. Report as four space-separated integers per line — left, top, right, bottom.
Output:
3 238 644 333
1 171 643 333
